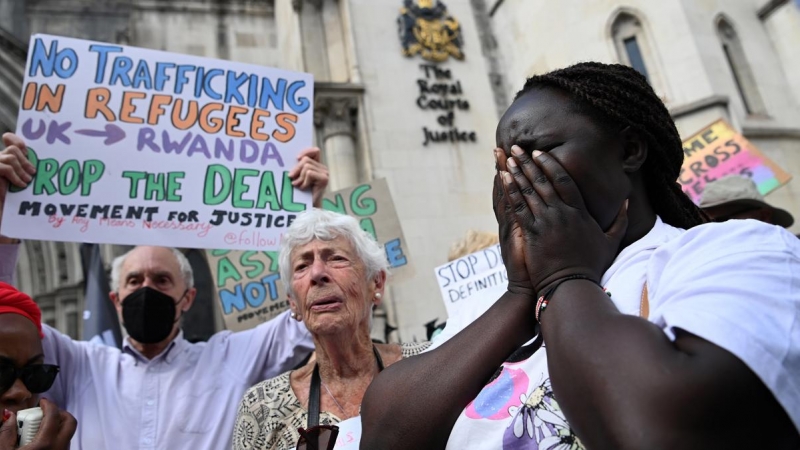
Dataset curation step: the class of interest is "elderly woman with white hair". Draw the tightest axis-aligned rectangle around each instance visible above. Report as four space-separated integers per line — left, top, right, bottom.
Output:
232 209 429 450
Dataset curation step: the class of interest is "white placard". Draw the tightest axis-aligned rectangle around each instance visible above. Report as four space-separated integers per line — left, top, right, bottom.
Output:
1 34 313 250
434 243 508 319
333 416 362 449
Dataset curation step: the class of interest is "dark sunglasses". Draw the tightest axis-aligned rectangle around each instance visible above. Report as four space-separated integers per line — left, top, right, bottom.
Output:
296 425 339 450
0 364 60 395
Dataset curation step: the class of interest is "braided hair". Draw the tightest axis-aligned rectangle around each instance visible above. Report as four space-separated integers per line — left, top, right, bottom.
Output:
515 62 707 229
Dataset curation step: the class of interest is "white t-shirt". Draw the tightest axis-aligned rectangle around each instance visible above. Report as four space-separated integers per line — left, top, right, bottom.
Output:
435 217 800 449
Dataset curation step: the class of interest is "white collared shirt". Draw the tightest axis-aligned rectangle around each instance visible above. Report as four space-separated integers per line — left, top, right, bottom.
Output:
41 311 313 450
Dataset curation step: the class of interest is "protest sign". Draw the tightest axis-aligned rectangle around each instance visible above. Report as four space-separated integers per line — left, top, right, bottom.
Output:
1 34 314 250
208 178 413 332
434 243 507 319
679 119 791 204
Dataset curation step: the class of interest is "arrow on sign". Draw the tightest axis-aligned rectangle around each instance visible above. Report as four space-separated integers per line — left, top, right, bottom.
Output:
75 124 126 145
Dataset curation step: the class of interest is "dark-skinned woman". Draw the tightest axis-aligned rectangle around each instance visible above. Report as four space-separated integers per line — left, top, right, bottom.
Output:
232 209 429 450
360 62 800 450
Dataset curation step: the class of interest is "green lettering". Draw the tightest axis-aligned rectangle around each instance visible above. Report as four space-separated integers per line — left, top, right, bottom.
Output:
210 249 230 256
81 160 105 196
216 257 242 288
122 171 147 199
33 158 58 195
322 193 346 214
58 160 81 195
255 171 281 210
144 173 165 201
204 165 231 205
240 251 265 278
351 184 376 216
166 172 184 201
263 251 280 272
281 172 305 212
232 168 259 208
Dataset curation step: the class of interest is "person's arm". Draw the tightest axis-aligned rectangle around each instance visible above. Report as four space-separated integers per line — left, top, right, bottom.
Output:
360 158 538 449
288 147 328 208
41 324 94 408
495 149 800 449
0 133 36 246
210 310 315 383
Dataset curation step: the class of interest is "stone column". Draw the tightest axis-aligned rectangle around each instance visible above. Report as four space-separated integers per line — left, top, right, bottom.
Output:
314 95 359 190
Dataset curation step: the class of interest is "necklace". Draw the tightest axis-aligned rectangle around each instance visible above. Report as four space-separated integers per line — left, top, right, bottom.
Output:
320 380 347 415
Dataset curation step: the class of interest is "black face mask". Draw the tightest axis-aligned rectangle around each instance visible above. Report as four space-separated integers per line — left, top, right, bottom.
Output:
121 287 187 344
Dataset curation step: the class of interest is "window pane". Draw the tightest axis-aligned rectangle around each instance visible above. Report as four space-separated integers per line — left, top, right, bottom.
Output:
66 311 79 339
722 43 752 114
624 37 650 81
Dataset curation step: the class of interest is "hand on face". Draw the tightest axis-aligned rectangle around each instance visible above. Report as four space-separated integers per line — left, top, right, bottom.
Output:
0 399 77 450
492 149 535 297
499 145 629 294
288 147 329 208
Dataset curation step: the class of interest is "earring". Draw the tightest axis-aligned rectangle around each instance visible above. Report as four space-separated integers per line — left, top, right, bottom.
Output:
290 312 296 319
375 293 382 300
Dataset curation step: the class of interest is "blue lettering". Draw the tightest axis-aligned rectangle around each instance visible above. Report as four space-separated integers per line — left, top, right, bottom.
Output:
244 282 266 308
224 71 248 105
220 285 246 314
287 80 310 114
175 65 195 94
154 62 176 91
259 78 286 110
28 39 78 79
247 74 258 108
109 56 133 87
202 69 223 100
385 238 408 268
131 60 153 90
261 273 281 300
89 44 123 83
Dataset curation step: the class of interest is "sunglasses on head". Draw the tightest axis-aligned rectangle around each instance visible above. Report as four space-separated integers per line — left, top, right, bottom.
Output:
296 425 339 450
0 364 60 395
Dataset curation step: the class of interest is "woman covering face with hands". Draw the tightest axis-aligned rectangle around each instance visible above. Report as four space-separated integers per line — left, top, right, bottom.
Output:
361 62 800 450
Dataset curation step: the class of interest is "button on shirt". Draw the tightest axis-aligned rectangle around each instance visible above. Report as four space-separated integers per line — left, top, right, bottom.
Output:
41 314 312 450
0 243 313 449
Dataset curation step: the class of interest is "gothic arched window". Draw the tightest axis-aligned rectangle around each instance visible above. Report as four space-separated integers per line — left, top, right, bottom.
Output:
716 16 766 115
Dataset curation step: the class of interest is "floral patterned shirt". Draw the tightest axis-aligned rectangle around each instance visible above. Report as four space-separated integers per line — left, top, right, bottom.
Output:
232 341 431 450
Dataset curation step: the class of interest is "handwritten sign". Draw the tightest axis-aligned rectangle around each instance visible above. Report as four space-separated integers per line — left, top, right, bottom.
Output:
434 243 507 318
333 417 362 449
1 34 314 250
208 178 414 332
679 119 791 204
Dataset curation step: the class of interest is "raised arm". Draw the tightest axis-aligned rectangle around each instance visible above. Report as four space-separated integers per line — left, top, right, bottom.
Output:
0 133 36 246
360 163 539 450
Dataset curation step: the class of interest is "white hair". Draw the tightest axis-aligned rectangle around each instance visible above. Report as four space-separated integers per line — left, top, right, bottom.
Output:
279 209 389 296
110 247 194 291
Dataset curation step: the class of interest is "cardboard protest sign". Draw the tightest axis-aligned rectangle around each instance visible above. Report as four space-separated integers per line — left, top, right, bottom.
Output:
434 243 507 319
1 34 314 250
208 178 413 332
679 119 792 204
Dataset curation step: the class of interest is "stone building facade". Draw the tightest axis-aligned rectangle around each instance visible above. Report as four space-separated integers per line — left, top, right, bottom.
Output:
0 0 798 342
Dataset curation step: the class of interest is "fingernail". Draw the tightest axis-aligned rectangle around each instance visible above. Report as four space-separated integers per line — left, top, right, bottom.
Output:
511 145 524 156
23 173 32 182
532 150 543 158
501 171 513 182
506 158 517 170
2 409 10 421
625 199 630 210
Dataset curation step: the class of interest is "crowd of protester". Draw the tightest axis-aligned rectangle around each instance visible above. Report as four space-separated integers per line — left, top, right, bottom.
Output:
0 61 798 450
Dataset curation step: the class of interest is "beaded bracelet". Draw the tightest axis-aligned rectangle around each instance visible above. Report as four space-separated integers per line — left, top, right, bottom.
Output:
534 274 604 323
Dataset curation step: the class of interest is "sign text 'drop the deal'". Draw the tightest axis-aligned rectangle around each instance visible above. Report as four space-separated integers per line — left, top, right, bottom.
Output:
2 34 314 250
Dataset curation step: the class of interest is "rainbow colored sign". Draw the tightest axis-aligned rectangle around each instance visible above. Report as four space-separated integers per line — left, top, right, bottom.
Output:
679 119 792 204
